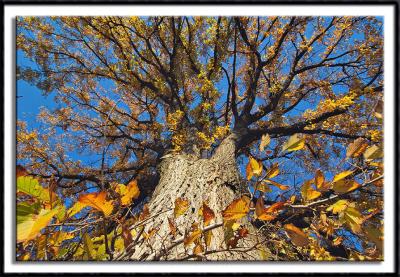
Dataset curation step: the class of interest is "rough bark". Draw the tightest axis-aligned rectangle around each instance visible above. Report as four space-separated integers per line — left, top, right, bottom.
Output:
126 133 270 261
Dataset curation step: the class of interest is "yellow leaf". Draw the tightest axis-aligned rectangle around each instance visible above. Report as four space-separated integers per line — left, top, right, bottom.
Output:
284 223 309 247
259 134 271 151
332 180 360 194
255 182 272 193
314 169 325 189
184 229 202 246
247 157 263 179
222 196 250 221
77 191 114 217
363 145 383 160
174 197 189 218
119 180 140 206
326 200 349 214
289 195 296 204
266 163 279 179
301 180 321 201
17 208 59 243
204 230 213 247
364 226 383 252
332 170 354 183
82 233 95 260
265 179 288 190
343 206 363 233
282 134 305 152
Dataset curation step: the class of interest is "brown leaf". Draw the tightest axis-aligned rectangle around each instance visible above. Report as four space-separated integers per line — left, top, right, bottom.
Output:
167 217 177 237
201 202 215 226
346 138 368 158
284 223 309 247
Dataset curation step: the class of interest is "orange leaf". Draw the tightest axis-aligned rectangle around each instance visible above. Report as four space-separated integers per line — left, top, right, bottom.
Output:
222 196 250 221
193 243 204 255
246 162 253 180
255 197 277 221
201 202 215 226
265 179 288 190
174 197 189 218
78 191 114 216
284 223 309 247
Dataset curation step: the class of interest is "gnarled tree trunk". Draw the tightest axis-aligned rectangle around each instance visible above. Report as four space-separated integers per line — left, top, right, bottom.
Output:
126 133 270 261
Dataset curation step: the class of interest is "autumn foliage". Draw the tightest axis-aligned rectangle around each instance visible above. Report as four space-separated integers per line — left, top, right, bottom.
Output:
16 16 383 261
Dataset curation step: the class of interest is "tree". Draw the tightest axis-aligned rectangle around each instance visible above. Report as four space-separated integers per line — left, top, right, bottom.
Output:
16 16 384 261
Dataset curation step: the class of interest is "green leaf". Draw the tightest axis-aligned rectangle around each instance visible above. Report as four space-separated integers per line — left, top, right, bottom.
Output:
282 134 305 152
17 176 50 203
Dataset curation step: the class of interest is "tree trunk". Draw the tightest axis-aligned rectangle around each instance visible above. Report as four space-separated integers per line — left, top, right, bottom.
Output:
126 134 270 261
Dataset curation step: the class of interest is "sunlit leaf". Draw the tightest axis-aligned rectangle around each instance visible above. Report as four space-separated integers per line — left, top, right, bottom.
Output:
332 180 360 194
184 228 201 246
363 145 383 160
246 157 263 180
332 170 354 183
17 176 51 203
259 134 271 151
326 200 350 214
17 207 59 243
266 163 279 179
265 179 288 190
118 180 140 206
174 197 189 218
193 243 204 255
282 134 305 152
255 197 277 221
222 196 250 221
77 191 114 217
301 180 321 201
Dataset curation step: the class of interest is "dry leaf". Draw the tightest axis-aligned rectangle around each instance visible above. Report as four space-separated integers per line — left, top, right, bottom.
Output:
346 138 368 158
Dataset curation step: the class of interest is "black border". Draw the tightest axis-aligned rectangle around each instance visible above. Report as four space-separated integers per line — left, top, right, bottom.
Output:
2 1 398 276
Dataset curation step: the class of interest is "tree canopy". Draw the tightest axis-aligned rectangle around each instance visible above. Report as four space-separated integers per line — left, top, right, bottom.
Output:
17 16 383 261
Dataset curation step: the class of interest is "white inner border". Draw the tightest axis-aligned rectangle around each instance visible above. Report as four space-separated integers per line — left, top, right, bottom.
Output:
4 4 396 273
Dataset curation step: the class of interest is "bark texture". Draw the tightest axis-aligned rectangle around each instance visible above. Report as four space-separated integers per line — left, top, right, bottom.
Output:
128 134 270 261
